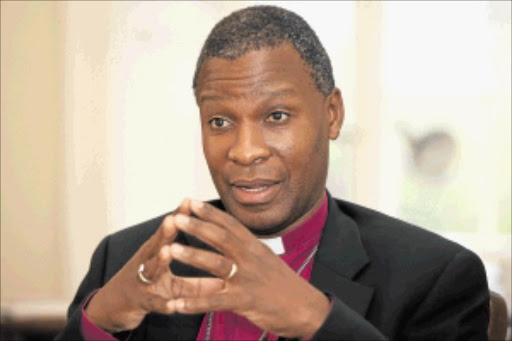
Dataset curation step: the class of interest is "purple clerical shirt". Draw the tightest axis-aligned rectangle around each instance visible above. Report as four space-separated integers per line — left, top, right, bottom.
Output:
81 193 328 341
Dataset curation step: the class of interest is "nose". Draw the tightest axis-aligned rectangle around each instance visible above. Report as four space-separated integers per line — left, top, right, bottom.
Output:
228 123 271 165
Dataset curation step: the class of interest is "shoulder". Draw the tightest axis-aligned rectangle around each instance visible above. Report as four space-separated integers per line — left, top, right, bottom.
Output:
331 198 484 284
331 198 488 326
333 198 468 256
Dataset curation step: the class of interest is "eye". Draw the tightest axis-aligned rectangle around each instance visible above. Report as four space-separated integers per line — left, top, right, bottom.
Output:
266 111 290 123
208 117 232 129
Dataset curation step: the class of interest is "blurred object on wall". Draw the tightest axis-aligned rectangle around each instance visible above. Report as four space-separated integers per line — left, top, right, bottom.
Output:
399 124 458 181
409 130 456 178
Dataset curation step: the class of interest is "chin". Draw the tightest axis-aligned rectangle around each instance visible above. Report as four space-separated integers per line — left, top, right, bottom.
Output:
239 214 286 231
222 196 291 231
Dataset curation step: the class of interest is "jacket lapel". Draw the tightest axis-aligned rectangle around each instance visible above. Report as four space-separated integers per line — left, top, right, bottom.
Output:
310 194 374 317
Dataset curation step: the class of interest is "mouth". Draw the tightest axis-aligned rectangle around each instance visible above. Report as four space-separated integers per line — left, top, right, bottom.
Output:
230 179 281 205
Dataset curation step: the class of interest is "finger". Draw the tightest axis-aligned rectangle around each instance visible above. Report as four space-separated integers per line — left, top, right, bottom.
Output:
171 276 225 298
157 214 179 247
143 214 178 260
152 245 173 278
144 293 179 315
174 214 241 258
139 244 173 282
138 257 225 314
174 198 192 216
189 200 253 240
171 292 233 315
170 243 233 279
140 215 179 278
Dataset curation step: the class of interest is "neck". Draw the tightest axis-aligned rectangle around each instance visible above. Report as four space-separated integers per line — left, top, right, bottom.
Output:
254 191 326 238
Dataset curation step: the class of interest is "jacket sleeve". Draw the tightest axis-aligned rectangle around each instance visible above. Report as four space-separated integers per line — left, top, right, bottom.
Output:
401 249 489 340
54 236 110 341
311 296 387 340
312 249 489 340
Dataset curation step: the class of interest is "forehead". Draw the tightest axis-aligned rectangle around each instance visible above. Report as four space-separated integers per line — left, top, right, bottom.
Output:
195 44 317 103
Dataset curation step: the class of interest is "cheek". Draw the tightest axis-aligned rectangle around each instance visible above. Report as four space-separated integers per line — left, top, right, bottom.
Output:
269 123 323 166
203 141 230 197
274 125 328 194
267 131 294 159
202 135 226 175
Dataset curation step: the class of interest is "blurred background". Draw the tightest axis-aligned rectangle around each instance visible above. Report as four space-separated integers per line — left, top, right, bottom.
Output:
1 1 510 339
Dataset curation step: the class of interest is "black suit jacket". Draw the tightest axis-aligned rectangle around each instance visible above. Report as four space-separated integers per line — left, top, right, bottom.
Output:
56 194 489 340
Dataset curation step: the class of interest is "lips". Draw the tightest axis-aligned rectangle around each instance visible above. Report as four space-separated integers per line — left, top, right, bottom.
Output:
230 179 281 205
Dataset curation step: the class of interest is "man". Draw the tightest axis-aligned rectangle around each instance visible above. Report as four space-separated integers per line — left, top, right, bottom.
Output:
56 5 489 341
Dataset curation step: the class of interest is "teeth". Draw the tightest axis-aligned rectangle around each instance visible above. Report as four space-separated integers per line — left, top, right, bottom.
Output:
241 185 268 192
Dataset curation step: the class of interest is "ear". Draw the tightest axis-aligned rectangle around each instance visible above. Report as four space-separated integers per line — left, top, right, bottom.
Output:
325 88 344 140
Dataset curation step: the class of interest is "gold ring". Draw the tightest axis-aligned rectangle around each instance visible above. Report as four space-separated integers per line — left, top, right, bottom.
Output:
225 263 238 280
137 264 152 284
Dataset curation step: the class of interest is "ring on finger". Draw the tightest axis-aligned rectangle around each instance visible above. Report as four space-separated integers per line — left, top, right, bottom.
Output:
225 263 238 280
137 264 152 284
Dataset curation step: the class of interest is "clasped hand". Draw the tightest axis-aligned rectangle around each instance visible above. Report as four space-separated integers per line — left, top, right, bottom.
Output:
85 199 330 338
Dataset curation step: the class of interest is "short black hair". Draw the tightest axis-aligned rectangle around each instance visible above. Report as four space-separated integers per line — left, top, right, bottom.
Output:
192 5 335 96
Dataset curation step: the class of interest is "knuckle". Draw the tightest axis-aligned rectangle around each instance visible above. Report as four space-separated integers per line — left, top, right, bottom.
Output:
178 215 196 232
164 300 177 314
218 256 228 268
171 277 184 298
161 216 176 238
180 245 192 257
162 215 174 228
213 255 226 270
181 247 194 261
158 246 171 262
178 198 190 212
182 299 193 311
226 215 241 228
216 229 230 244
248 240 265 255
143 292 157 310
188 217 199 230
199 202 210 215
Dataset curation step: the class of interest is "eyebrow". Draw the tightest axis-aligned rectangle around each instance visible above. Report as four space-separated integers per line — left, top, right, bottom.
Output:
199 94 223 103
199 88 296 104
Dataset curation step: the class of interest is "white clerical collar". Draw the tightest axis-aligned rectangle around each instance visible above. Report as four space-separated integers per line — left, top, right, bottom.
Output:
259 236 285 255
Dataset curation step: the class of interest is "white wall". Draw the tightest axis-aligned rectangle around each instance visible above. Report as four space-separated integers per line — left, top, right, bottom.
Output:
1 1 67 300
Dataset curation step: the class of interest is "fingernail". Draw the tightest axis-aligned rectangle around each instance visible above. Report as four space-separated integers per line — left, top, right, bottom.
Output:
175 214 190 226
190 199 203 210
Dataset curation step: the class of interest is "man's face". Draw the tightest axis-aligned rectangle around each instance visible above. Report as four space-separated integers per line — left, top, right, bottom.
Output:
195 44 343 232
